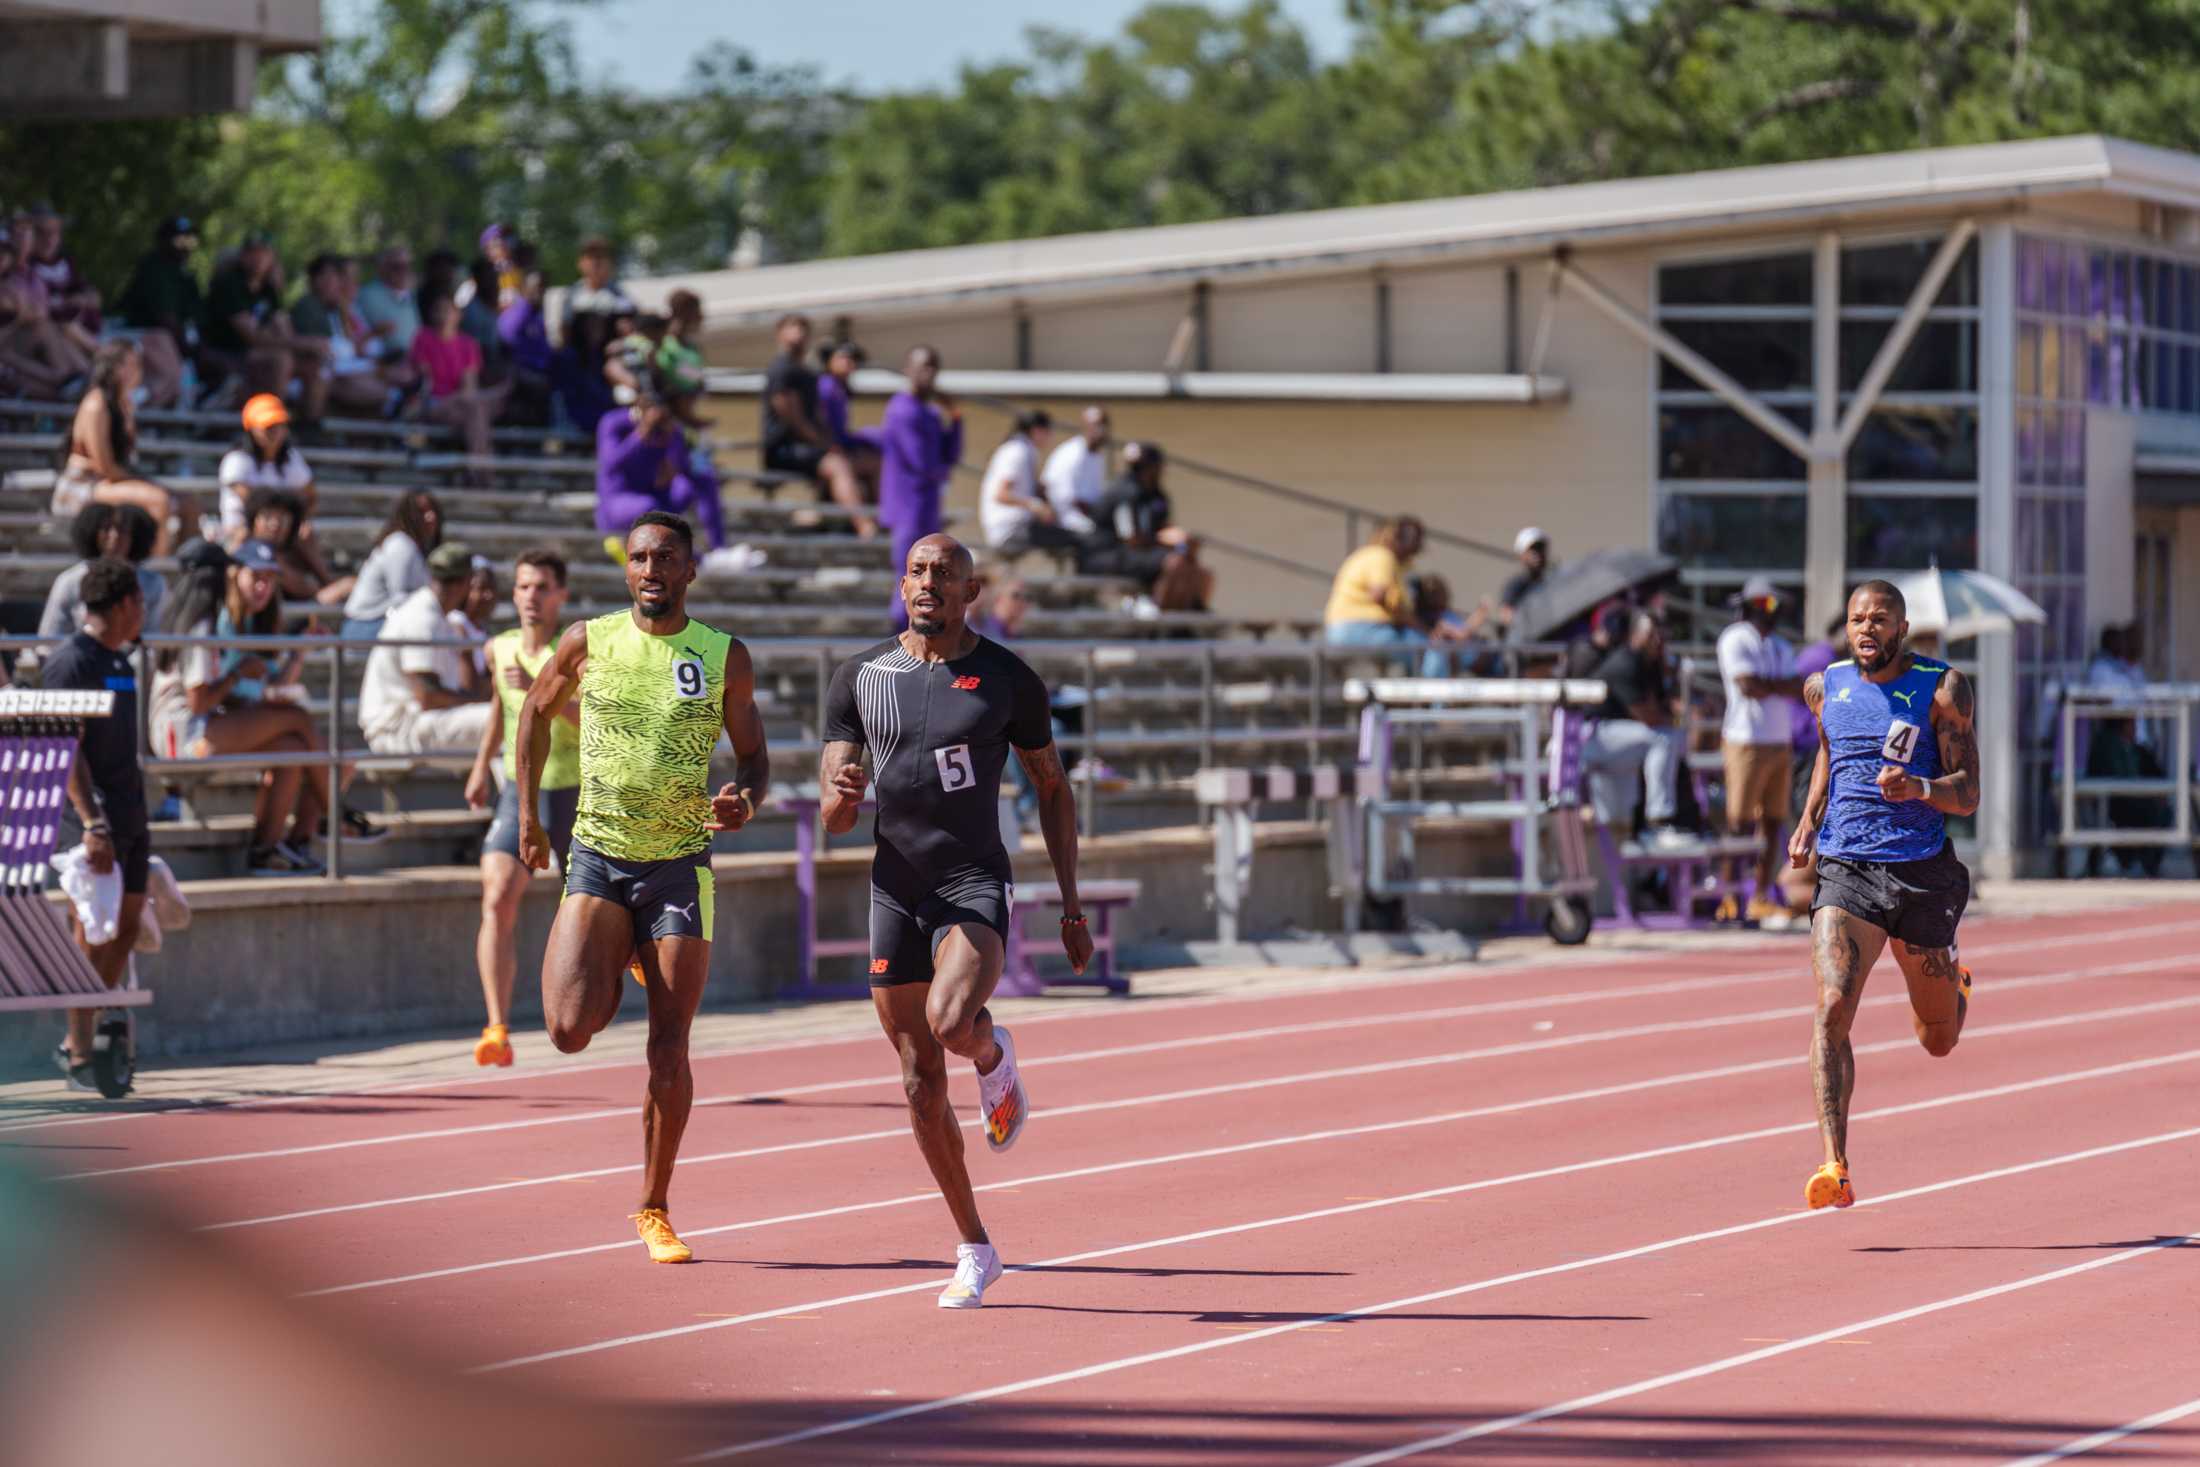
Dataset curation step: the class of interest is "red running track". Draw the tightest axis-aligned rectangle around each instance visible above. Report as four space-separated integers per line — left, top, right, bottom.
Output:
9 903 2200 1464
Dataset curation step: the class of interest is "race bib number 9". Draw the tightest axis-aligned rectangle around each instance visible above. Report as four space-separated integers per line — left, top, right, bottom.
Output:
935 743 975 792
673 659 707 699
1881 719 1922 764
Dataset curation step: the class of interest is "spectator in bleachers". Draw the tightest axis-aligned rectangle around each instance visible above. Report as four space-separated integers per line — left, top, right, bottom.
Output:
815 338 880 466
233 487 352 608
0 225 91 399
359 541 494 756
604 311 669 406
291 253 416 418
595 380 727 554
762 313 873 535
1716 576 1803 918
555 236 635 430
341 488 444 640
1040 404 1109 533
2083 623 2169 876
150 539 330 876
53 341 192 554
450 558 499 692
1082 441 1211 614
1413 574 1499 677
411 291 503 471
981 409 1084 558
109 215 200 408
1584 610 1691 852
478 223 522 305
25 204 100 333
1325 515 1428 657
39 502 166 641
1564 599 1629 678
497 268 554 424
880 345 964 628
357 244 422 357
1495 526 1551 631
460 257 507 374
218 394 313 534
202 231 322 409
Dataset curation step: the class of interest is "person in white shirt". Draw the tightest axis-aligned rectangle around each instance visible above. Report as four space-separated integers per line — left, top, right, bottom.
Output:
980 410 1089 556
341 488 442 639
1038 404 1108 534
1716 575 1804 918
218 394 315 536
359 541 493 754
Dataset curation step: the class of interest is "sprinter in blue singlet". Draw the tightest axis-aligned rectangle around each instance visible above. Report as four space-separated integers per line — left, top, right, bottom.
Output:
1790 580 1982 1212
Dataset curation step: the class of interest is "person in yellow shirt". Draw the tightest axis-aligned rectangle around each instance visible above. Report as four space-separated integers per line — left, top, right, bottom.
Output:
1325 515 1428 653
462 548 581 1066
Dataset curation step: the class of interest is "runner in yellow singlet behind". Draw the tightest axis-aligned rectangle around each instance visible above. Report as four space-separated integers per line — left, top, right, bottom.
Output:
463 548 580 1068
515 512 769 1263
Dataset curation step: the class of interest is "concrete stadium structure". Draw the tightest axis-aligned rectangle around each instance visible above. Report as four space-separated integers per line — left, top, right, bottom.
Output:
641 134 2200 876
0 0 318 116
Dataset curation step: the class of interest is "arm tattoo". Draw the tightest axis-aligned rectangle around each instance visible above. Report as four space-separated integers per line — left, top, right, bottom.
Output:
1015 743 1068 801
1930 672 1981 816
1802 671 1824 716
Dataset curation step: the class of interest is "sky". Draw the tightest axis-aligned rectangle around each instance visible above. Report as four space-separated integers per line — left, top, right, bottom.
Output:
553 0 1360 94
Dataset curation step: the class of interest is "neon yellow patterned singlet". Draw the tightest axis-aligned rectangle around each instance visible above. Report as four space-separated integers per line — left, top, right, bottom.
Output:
491 629 580 789
571 611 731 861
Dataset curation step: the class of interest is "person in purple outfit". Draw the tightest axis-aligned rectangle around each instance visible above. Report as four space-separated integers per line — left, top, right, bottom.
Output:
595 381 725 553
879 345 963 629
816 338 883 491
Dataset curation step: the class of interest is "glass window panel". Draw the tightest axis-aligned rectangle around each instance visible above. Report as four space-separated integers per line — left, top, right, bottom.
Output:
2184 266 2199 334
1839 318 1977 392
2017 408 2041 484
2111 255 2132 324
2086 328 2109 404
1842 238 1978 308
2039 324 2062 402
1657 492 1807 569
1846 405 1978 483
2016 321 2041 399
2182 345 2200 415
1658 253 1812 307
2045 241 2072 315
1658 318 1813 392
2017 238 2044 311
1657 405 1809 480
2089 252 2109 318
2140 258 2158 327
2042 411 2064 485
1847 495 1978 571
2064 499 2087 575
2065 410 2087 488
2062 324 2086 399
2151 338 2174 410
2060 579 2084 660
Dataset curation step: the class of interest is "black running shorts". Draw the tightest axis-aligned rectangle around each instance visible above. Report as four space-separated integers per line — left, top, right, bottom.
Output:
1812 840 1970 949
563 839 714 941
484 781 579 869
868 871 1012 988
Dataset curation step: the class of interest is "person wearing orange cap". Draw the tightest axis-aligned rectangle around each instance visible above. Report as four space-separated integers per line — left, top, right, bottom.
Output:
219 395 346 603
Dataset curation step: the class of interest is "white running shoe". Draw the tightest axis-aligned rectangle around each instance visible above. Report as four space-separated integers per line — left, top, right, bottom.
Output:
978 1025 1029 1153
937 1242 1002 1309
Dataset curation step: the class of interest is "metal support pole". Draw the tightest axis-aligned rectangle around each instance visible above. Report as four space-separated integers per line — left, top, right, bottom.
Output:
1212 804 1251 947
1306 644 1323 822
325 639 343 880
813 646 831 853
1504 265 1521 374
1374 271 1392 374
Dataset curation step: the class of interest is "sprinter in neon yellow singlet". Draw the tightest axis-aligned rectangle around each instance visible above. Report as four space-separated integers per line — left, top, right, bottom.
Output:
515 511 769 1264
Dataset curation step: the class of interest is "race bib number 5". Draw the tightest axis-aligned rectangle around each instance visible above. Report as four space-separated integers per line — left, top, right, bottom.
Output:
935 743 975 792
1881 719 1922 764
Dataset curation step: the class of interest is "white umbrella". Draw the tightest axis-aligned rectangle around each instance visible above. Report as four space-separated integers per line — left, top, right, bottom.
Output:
1894 564 2046 640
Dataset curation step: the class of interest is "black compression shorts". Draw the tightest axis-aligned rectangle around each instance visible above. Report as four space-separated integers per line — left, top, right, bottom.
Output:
868 871 1012 988
1812 840 1970 949
563 839 714 942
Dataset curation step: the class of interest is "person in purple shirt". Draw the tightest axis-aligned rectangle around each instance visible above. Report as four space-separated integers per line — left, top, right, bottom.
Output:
879 345 963 628
816 339 883 488
594 385 725 552
496 269 554 423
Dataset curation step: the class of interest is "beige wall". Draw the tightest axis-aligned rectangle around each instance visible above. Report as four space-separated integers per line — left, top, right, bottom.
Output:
2137 504 2200 681
1209 275 1380 372
1387 262 1513 374
1027 294 1188 371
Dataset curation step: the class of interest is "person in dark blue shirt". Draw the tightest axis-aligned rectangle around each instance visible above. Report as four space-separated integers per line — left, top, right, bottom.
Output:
37 558 149 1091
1789 579 1981 1213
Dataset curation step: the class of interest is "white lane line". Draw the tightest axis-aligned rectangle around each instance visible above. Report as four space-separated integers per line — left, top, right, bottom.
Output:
296 1042 2200 1297
1329 1236 2200 1467
472 1049 2200 1377
2003 1397 2200 1466
21 912 2182 1141
185 954 2200 1225
679 1136 2200 1459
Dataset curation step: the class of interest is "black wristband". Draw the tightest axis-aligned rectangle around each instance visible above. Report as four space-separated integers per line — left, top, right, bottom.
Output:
86 820 112 836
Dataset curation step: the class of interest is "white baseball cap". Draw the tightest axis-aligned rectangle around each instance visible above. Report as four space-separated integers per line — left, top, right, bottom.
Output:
1513 526 1549 555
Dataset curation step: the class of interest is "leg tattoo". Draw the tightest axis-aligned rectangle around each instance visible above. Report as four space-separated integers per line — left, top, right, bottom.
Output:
1810 912 1871 1166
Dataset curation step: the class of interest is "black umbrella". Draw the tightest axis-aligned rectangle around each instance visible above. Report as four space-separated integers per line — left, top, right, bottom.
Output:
1506 547 1680 644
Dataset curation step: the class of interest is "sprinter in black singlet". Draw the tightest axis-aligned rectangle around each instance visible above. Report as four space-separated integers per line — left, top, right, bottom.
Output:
820 533 1091 1309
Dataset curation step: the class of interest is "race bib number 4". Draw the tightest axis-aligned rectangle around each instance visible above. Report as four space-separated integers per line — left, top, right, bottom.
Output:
935 743 975 792
1881 718 1922 764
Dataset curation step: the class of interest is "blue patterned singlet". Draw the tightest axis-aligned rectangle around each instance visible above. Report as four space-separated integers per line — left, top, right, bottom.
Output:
1817 656 1949 863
